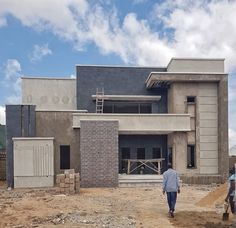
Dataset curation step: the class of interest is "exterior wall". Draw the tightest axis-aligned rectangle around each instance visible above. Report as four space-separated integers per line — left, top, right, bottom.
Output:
76 66 167 113
198 84 218 174
22 77 76 110
80 120 118 187
36 111 80 175
13 138 54 188
6 105 36 188
73 113 191 134
168 82 219 175
218 76 229 178
167 58 224 73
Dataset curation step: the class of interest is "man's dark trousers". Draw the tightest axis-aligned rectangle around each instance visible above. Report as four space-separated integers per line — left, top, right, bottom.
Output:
166 192 177 212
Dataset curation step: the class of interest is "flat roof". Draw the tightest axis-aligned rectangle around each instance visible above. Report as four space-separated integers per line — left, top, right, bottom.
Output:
22 76 75 80
76 64 167 69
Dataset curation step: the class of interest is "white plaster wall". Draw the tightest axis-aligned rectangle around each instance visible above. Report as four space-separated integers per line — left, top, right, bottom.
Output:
22 77 76 110
13 138 54 188
167 59 224 73
198 83 218 174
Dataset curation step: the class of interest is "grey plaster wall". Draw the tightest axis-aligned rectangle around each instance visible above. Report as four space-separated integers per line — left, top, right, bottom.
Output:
80 120 119 187
6 105 36 188
76 66 167 113
35 111 80 175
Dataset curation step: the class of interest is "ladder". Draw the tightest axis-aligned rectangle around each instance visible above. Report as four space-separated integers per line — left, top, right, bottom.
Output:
96 88 104 113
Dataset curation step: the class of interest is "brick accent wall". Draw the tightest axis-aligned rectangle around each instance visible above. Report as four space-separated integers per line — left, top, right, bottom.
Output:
80 120 118 187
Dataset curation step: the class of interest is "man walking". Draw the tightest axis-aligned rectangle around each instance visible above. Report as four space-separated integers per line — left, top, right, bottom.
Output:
162 163 180 218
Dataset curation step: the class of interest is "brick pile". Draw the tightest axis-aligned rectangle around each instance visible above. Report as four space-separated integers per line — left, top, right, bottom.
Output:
56 169 80 194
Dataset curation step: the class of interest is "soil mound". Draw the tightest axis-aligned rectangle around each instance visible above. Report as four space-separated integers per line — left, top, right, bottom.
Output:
196 183 227 208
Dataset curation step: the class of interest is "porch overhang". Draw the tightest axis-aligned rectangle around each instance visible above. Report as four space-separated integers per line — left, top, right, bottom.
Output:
73 113 191 134
145 72 227 89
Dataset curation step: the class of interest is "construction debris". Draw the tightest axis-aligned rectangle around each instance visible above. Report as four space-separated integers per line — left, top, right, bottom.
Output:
55 169 80 194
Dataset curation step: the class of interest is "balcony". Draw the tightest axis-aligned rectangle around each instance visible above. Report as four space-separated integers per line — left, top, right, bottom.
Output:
73 113 191 134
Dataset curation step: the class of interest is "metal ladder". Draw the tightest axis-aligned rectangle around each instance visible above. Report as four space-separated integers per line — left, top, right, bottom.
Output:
96 88 104 113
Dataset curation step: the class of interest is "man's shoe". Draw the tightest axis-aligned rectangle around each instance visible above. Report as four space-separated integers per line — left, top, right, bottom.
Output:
169 210 174 218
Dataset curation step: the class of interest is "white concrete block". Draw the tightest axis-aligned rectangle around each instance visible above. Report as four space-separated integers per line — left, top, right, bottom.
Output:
199 112 218 120
200 142 218 151
200 128 218 136
199 120 217 128
200 135 218 143
200 150 218 159
200 158 218 167
198 96 217 105
14 176 54 188
199 104 218 113
13 138 54 188
200 166 218 174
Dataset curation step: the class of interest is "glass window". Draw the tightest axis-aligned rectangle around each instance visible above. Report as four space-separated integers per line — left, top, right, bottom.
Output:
152 148 162 158
103 102 152 114
187 96 195 103
187 145 196 168
137 148 145 159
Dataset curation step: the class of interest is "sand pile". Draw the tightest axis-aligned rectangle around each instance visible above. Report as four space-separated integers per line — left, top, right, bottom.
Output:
196 183 228 208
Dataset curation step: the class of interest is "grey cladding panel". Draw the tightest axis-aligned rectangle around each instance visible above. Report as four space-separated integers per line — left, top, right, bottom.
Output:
76 66 167 113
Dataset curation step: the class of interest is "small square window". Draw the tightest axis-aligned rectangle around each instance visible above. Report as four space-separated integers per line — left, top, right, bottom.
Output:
187 96 195 103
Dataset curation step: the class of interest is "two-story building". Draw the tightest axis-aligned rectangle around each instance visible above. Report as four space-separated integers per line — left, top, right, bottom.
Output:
6 58 228 188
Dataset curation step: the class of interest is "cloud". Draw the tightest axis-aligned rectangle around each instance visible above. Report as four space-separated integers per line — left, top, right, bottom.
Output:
1 0 236 70
70 74 76 79
3 59 22 104
30 44 52 62
4 59 21 79
229 128 236 150
0 106 5 125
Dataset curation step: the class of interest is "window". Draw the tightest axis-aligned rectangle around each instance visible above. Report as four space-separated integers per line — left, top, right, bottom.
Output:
121 148 130 172
168 147 173 164
187 96 195 103
60 145 70 169
103 102 152 114
137 148 145 159
152 148 162 158
187 145 196 168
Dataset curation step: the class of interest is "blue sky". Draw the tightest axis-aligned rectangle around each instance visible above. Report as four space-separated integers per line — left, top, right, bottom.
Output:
0 0 236 149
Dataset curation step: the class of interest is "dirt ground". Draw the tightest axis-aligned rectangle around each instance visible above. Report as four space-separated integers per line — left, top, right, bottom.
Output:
0 181 235 228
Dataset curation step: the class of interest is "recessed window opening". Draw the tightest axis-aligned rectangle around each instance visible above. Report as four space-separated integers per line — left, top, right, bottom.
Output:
187 96 195 103
152 148 162 158
121 147 130 172
187 145 196 168
60 145 70 169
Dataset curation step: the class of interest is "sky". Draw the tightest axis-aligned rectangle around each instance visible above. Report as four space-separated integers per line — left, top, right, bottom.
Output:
0 0 236 150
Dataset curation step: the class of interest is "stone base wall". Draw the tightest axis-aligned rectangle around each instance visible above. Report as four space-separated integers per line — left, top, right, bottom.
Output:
56 169 80 194
180 174 224 185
